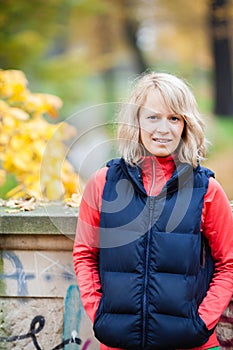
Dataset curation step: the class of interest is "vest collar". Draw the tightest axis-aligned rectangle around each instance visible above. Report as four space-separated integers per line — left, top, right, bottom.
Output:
120 156 194 197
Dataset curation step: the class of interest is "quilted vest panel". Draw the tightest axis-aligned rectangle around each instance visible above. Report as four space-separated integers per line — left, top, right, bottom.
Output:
93 158 215 349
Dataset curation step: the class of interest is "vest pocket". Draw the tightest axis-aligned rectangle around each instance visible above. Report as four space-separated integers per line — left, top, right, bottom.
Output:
147 310 212 349
191 302 214 344
93 296 108 344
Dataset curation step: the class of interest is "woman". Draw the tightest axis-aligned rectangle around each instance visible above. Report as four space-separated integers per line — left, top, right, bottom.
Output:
73 72 233 350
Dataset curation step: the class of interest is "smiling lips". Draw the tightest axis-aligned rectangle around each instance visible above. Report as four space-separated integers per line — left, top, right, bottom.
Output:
152 138 171 144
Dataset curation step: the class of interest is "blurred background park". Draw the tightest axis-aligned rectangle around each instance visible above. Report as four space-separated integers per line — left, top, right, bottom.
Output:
0 0 233 201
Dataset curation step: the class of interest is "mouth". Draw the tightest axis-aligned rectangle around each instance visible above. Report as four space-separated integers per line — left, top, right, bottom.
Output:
152 138 171 144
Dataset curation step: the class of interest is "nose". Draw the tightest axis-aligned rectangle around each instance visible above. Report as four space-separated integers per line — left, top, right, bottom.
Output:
156 118 169 134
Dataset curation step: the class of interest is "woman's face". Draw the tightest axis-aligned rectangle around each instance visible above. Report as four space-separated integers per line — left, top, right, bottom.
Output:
139 89 185 157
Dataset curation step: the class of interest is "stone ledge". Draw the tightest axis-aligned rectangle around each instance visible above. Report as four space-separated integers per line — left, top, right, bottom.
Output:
0 202 78 235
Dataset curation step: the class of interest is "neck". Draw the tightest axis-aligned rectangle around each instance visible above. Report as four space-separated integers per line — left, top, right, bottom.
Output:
140 155 176 196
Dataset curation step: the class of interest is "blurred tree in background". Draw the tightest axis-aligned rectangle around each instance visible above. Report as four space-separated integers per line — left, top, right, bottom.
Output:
0 0 232 197
0 0 232 116
209 0 233 116
0 69 81 200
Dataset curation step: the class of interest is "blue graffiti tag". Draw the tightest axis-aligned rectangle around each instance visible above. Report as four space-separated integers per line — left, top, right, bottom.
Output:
0 251 35 296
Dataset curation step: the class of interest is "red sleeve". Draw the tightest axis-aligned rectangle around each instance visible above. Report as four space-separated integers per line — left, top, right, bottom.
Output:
73 167 108 323
198 177 233 330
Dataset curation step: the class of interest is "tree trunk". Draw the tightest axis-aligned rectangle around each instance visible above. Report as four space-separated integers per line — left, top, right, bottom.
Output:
210 0 233 117
122 20 148 74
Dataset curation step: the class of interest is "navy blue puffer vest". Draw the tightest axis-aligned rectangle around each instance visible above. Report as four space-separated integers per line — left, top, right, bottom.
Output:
93 158 215 350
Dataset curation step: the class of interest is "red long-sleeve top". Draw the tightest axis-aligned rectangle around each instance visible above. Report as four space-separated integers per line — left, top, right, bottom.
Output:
73 157 233 350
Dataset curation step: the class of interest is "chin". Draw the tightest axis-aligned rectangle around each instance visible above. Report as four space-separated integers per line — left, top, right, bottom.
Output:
155 153 171 157
151 149 171 157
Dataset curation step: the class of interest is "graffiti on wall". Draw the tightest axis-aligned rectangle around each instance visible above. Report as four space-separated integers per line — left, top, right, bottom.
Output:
0 251 35 296
0 251 99 350
63 284 99 349
0 314 92 349
0 251 76 297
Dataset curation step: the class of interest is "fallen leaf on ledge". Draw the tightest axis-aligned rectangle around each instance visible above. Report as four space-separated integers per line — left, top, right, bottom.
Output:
65 193 82 208
1 196 37 212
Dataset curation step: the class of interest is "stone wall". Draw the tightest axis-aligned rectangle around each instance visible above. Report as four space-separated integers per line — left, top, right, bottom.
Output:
0 202 232 349
217 300 233 350
0 203 99 350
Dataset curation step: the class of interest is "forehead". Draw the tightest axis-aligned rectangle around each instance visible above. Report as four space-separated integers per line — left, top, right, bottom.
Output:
140 88 173 114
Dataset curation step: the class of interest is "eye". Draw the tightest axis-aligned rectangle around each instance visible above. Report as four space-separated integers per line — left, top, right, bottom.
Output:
147 115 158 120
170 115 181 122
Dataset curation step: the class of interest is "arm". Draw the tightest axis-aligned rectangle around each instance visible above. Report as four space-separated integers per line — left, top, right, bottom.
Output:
198 177 233 330
73 168 108 323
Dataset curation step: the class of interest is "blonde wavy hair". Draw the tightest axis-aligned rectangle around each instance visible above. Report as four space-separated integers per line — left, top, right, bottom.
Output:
117 72 208 168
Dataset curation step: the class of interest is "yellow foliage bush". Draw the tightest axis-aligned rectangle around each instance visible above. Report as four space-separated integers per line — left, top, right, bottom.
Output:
0 69 81 201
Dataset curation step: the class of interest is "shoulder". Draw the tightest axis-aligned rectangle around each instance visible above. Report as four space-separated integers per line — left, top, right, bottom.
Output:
196 165 215 179
86 167 108 193
81 167 108 209
191 165 215 190
86 157 125 190
202 176 232 222
105 158 128 181
106 158 122 168
92 167 108 183
205 176 230 203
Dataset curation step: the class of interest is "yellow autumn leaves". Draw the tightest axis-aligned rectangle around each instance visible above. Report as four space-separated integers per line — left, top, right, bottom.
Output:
0 69 82 201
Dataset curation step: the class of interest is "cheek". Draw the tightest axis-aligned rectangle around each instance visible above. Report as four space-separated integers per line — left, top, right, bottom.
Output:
139 120 153 135
139 128 147 144
139 121 148 138
140 127 153 144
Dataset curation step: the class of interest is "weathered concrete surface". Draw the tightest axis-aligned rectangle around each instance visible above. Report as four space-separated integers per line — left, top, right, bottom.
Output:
0 203 99 350
217 299 233 350
0 202 78 235
0 250 75 297
1 297 64 350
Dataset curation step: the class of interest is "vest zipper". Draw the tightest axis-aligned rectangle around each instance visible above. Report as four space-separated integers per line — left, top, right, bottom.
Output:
142 159 156 349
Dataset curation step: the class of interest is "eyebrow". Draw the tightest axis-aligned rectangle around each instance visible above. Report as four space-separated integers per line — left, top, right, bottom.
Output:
142 111 178 116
